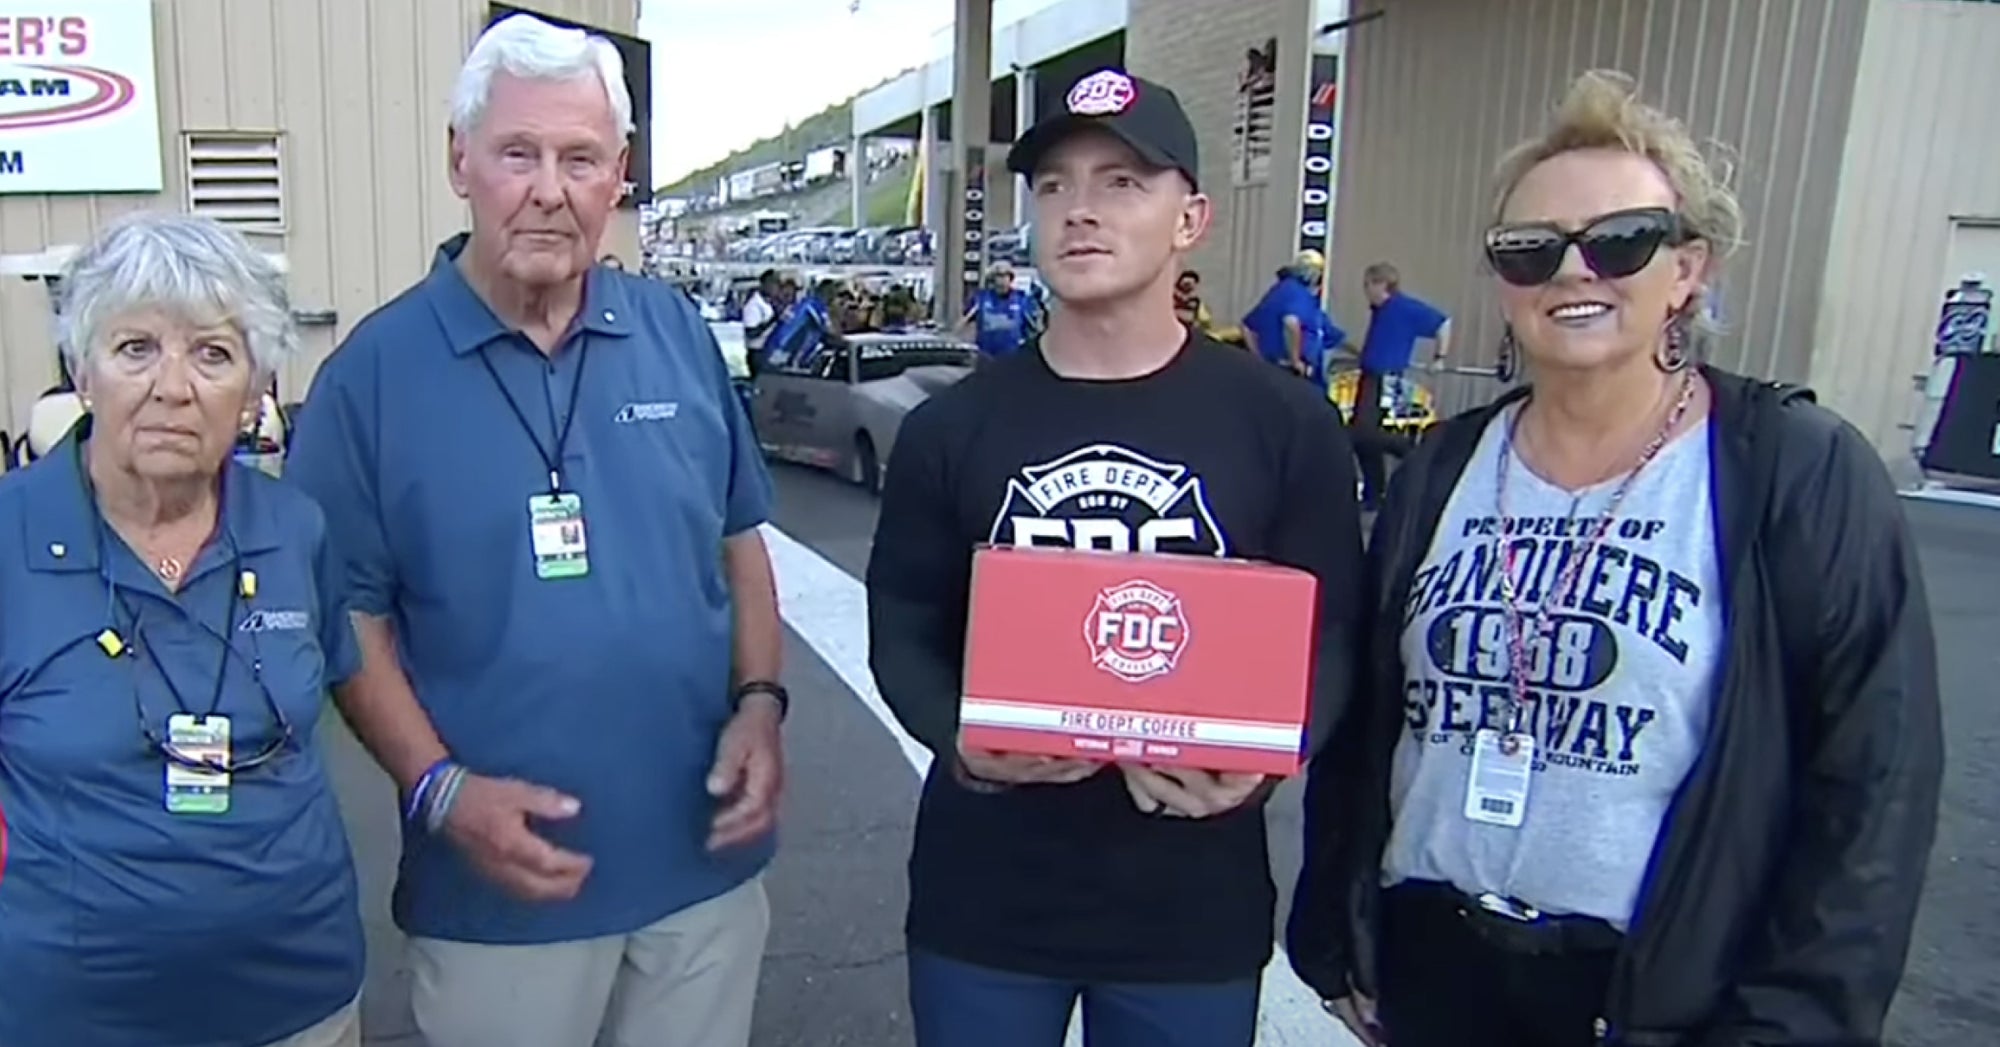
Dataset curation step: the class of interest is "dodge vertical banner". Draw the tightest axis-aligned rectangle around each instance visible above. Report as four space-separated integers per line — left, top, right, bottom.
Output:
1297 51 1340 257
0 1 163 193
962 145 987 291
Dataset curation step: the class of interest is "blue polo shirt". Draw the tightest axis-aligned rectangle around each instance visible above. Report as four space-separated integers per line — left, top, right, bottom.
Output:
1243 274 1346 380
285 234 775 945
1359 291 1448 374
0 428 363 1047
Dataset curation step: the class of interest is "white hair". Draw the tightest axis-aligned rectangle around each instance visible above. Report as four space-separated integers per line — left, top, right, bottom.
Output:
450 13 633 138
54 211 297 379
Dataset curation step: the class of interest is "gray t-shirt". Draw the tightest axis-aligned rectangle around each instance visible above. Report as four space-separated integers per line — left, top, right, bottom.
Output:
1381 406 1723 929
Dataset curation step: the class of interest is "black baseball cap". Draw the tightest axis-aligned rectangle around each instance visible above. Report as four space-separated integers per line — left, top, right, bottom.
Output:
1007 68 1201 191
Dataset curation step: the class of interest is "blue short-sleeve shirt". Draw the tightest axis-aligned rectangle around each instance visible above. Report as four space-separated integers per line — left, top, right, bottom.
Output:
1244 275 1346 375
284 237 775 945
0 430 364 1047
971 288 1033 357
1359 291 1448 374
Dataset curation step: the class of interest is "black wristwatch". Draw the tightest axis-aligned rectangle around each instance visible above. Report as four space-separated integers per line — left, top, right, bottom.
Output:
733 680 789 720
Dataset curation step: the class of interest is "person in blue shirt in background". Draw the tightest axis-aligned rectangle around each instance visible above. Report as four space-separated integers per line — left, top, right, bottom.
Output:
768 278 837 369
1243 249 1348 386
958 261 1039 360
0 211 365 1047
1354 261 1452 508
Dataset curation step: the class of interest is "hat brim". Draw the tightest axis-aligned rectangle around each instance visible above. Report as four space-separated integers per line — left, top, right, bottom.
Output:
1006 113 1187 186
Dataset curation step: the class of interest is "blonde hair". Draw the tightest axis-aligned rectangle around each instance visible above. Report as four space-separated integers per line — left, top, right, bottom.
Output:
1493 70 1745 291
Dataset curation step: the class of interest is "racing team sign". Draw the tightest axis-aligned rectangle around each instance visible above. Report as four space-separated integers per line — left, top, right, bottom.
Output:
0 2 163 193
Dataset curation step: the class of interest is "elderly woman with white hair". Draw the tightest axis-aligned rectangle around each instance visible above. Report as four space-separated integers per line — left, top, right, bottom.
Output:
0 211 365 1047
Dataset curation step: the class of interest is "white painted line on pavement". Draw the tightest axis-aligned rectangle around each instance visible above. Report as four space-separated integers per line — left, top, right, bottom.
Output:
1900 485 2000 511
760 525 1357 1047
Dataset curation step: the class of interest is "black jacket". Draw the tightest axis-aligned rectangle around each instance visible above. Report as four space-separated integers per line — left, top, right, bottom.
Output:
1287 368 1944 1046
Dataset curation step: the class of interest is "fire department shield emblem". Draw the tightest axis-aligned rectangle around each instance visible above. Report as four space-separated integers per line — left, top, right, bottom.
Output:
1084 579 1189 683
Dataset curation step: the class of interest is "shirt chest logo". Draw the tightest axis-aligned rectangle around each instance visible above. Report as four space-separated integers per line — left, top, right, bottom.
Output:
615 401 679 423
239 609 310 633
986 444 1230 557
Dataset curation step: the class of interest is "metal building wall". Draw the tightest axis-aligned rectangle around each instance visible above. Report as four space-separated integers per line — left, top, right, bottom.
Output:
1329 0 1868 418
0 0 640 437
1125 0 1316 321
1812 0 2000 460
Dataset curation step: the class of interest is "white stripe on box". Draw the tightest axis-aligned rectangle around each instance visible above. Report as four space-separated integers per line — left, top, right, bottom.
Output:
959 697 1306 753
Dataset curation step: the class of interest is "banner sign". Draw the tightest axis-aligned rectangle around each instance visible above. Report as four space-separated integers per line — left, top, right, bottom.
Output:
1296 51 1340 256
961 145 987 291
0 1 163 194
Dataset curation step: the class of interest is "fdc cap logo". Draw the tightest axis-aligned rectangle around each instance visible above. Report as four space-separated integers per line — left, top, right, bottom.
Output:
1067 70 1137 116
1085 579 1188 683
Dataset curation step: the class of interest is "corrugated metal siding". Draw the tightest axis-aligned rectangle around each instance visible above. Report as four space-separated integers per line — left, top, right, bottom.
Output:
1126 0 1314 320
1811 0 2000 460
0 0 639 437
1329 0 1867 418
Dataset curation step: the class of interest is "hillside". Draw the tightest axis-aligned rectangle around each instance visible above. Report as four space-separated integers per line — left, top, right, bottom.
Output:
865 163 915 225
657 102 854 198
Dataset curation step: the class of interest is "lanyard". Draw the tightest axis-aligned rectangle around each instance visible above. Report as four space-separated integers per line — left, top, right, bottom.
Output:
113 560 241 720
91 502 242 721
1490 370 1696 732
70 433 284 735
478 339 591 493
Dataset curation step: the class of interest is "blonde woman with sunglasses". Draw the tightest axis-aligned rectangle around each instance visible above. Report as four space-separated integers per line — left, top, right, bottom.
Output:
1288 70 1942 1047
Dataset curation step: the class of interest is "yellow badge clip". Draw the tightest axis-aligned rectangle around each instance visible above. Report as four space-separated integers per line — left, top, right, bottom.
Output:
239 570 257 599
96 628 126 658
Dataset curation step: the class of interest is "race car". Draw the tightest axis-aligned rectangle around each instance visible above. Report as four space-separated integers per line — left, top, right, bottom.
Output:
748 328 976 492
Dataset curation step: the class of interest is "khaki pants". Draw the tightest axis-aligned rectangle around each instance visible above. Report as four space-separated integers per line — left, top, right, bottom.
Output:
409 876 770 1047
261 997 360 1047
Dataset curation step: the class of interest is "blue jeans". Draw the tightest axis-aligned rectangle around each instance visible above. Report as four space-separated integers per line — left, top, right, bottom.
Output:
907 949 1260 1047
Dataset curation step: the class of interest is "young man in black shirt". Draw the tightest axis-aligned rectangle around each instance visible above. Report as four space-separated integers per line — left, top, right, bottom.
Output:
866 67 1364 1047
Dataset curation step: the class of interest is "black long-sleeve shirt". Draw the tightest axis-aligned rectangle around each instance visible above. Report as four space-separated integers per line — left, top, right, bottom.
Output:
865 333 1364 983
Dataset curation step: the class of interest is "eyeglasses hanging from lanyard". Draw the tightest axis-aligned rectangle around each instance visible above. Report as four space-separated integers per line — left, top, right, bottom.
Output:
94 523 297 777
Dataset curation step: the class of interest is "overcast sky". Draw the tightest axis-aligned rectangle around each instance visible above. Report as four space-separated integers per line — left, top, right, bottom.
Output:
640 0 1063 185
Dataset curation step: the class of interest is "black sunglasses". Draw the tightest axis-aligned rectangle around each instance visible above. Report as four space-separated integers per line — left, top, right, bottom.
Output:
1484 207 1690 287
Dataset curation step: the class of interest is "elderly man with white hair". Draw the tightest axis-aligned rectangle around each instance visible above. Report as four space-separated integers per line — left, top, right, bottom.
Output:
286 13 784 1047
0 211 365 1047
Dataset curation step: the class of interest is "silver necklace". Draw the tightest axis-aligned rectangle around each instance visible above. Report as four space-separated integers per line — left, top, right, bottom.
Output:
1489 370 1697 733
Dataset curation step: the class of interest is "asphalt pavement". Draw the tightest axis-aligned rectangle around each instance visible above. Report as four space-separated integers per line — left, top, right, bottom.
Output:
330 463 2000 1047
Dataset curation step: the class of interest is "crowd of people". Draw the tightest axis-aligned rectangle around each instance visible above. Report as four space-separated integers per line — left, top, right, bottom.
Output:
0 12 1945 1047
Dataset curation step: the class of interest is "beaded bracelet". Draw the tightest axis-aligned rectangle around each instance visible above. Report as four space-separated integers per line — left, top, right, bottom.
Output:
404 757 454 826
424 764 470 835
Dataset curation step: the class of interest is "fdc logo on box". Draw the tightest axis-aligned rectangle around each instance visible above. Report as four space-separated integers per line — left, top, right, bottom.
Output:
1085 580 1188 683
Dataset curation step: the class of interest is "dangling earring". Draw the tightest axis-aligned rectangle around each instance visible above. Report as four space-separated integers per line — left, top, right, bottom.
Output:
1656 307 1693 373
1497 326 1521 383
